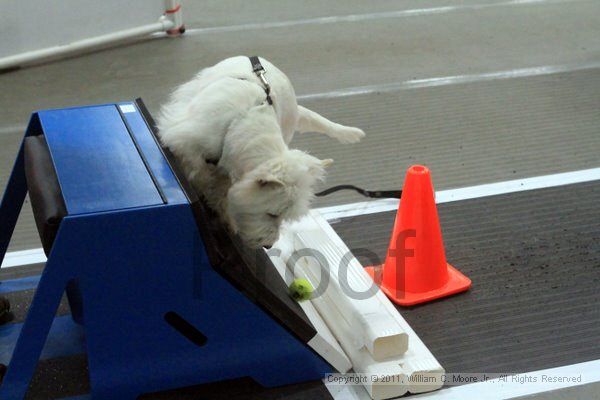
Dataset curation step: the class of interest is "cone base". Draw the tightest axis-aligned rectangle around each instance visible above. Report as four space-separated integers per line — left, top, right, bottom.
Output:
365 264 471 306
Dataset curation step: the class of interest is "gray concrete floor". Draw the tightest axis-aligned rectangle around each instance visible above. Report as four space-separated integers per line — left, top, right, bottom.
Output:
1 0 599 251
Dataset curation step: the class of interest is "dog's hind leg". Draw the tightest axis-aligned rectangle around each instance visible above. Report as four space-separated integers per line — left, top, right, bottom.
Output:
296 106 365 144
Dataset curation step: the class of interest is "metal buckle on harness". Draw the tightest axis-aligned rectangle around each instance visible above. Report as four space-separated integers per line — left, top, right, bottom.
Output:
249 56 273 105
257 70 271 95
257 70 273 105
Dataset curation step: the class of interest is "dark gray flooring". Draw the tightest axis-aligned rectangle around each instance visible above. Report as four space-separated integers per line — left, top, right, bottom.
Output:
1 0 599 252
333 180 600 374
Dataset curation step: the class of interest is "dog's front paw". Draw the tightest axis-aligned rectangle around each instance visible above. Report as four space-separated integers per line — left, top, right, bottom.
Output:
337 127 366 144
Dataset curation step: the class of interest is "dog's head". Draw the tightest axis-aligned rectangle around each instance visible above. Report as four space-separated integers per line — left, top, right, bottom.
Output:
226 150 332 248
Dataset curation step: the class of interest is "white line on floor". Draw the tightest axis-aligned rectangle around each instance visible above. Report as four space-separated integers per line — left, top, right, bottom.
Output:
181 0 582 36
1 248 46 268
317 167 600 221
325 359 600 399
3 167 599 269
0 124 26 136
298 61 600 101
411 359 600 399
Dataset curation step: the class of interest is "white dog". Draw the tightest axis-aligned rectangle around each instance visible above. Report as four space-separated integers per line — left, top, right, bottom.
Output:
157 56 365 248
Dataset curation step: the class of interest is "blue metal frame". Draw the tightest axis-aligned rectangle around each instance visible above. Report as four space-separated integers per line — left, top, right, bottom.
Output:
0 103 330 399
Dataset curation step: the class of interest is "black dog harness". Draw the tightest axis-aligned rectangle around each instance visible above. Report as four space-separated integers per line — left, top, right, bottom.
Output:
205 56 273 166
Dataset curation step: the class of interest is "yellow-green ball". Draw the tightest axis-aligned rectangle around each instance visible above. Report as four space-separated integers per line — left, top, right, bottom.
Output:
289 278 314 302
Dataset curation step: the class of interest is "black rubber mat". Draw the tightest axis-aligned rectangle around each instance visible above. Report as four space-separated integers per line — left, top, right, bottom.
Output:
24 353 328 400
0 264 71 324
0 262 43 280
26 355 90 400
333 180 600 373
2 291 71 324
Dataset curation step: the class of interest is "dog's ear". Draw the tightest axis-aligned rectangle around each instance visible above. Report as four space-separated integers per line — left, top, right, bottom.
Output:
320 158 334 168
307 157 333 175
257 173 285 188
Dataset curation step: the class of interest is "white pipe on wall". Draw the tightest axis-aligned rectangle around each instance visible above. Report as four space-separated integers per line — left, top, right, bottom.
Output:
0 16 174 70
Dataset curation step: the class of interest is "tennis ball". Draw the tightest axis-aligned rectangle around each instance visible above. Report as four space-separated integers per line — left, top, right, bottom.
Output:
289 278 314 302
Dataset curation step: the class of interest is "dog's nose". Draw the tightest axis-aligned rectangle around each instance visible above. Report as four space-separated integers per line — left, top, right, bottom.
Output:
263 244 272 250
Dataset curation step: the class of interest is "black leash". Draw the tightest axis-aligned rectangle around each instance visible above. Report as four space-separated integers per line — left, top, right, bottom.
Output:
315 185 402 199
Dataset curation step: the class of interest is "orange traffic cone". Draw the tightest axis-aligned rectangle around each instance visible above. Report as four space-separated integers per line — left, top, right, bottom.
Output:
365 165 471 306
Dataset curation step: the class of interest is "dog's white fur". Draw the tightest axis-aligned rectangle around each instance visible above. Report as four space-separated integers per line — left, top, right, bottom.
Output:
157 56 365 248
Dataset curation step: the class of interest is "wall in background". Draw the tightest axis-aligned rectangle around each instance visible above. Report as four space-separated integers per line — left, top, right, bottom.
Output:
0 0 166 58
